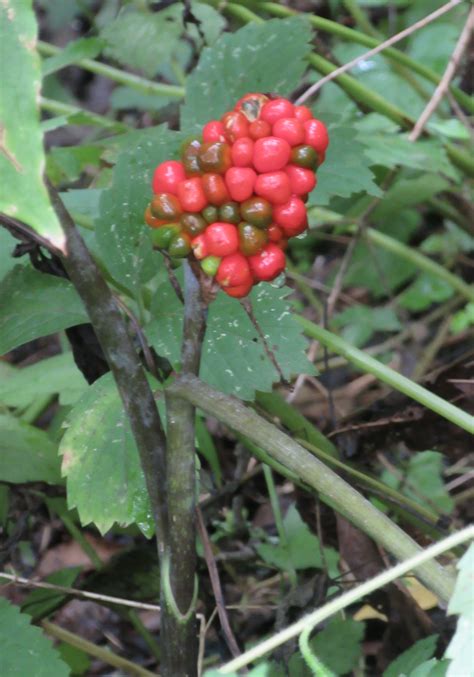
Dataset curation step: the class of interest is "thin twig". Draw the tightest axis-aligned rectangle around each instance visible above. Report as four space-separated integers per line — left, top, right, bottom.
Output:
295 0 464 105
196 507 242 660
409 5 474 141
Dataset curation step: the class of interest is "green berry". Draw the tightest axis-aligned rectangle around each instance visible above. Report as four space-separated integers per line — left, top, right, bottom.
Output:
168 232 192 258
151 223 181 250
219 201 240 225
201 255 221 276
202 205 219 224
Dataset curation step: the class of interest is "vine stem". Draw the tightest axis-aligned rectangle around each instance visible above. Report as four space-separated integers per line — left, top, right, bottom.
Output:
296 318 473 434
162 262 207 676
219 525 474 673
295 0 464 105
167 375 456 602
39 96 129 132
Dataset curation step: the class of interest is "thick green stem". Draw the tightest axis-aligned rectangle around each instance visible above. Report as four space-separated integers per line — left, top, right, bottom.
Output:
40 96 128 132
38 41 185 99
167 375 456 602
162 263 207 676
296 318 474 434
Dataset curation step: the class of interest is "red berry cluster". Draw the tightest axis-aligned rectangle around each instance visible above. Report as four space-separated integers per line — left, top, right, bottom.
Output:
144 93 329 298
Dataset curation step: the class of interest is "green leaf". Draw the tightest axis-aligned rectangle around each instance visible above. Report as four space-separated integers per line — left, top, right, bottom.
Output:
146 277 314 400
256 504 339 575
0 352 88 408
95 126 182 295
101 7 181 78
0 2 64 250
445 542 474 677
332 304 401 348
450 302 474 334
21 567 81 621
0 598 70 677
42 37 105 76
0 265 87 355
373 174 450 222
410 659 448 677
0 413 61 484
47 145 103 183
191 3 226 45
290 618 364 676
181 17 312 129
384 635 438 677
59 372 154 536
110 87 173 112
312 125 383 206
428 119 471 140
0 227 17 282
399 273 454 312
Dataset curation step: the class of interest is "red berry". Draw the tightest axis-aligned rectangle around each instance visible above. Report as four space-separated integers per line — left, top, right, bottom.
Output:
268 224 284 242
255 171 292 205
260 98 295 125
225 167 257 202
177 177 208 213
253 136 291 173
198 142 232 174
152 161 185 195
145 205 166 229
150 193 182 221
248 243 286 282
273 117 305 146
231 137 254 167
273 197 308 236
223 278 254 298
202 173 230 206
249 119 271 140
304 119 329 154
203 120 226 143
293 105 313 122
285 164 316 195
216 253 251 287
222 111 249 142
191 234 209 260
205 222 239 256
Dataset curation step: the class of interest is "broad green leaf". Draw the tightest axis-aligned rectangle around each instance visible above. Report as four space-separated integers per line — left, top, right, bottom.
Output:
60 188 103 222
384 635 438 677
146 277 314 400
332 304 401 348
312 125 383 206
0 228 17 282
181 17 312 129
398 273 454 312
0 413 61 484
408 22 460 74
47 145 103 183
101 7 181 77
429 119 471 140
21 567 81 621
95 126 182 295
60 372 154 536
373 174 450 222
0 2 64 250
41 37 105 76
445 542 474 677
0 352 88 408
57 643 91 677
0 598 69 677
421 222 474 257
191 3 226 45
256 504 339 575
410 659 448 677
289 618 364 676
0 265 87 355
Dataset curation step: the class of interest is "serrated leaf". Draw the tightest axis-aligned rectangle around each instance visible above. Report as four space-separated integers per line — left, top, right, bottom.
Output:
59 372 155 536
399 273 454 312
0 2 64 250
191 3 226 45
95 126 182 295
332 304 401 348
0 598 70 677
181 17 312 129
445 542 474 677
373 173 450 222
101 7 181 77
0 352 88 408
311 125 382 206
42 37 105 76
0 265 87 355
146 277 314 400
0 413 61 484
256 504 339 575
384 635 438 677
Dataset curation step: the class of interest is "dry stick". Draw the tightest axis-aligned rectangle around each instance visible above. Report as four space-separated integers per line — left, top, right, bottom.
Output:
409 5 474 142
196 507 242 659
163 262 208 676
168 375 455 603
295 0 464 105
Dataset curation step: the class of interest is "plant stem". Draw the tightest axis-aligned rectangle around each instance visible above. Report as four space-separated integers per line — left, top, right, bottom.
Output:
219 525 474 673
41 620 156 677
360 226 474 303
242 1 473 112
39 96 128 132
162 263 207 676
46 185 169 571
38 41 185 99
167 375 456 602
296 318 473 434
